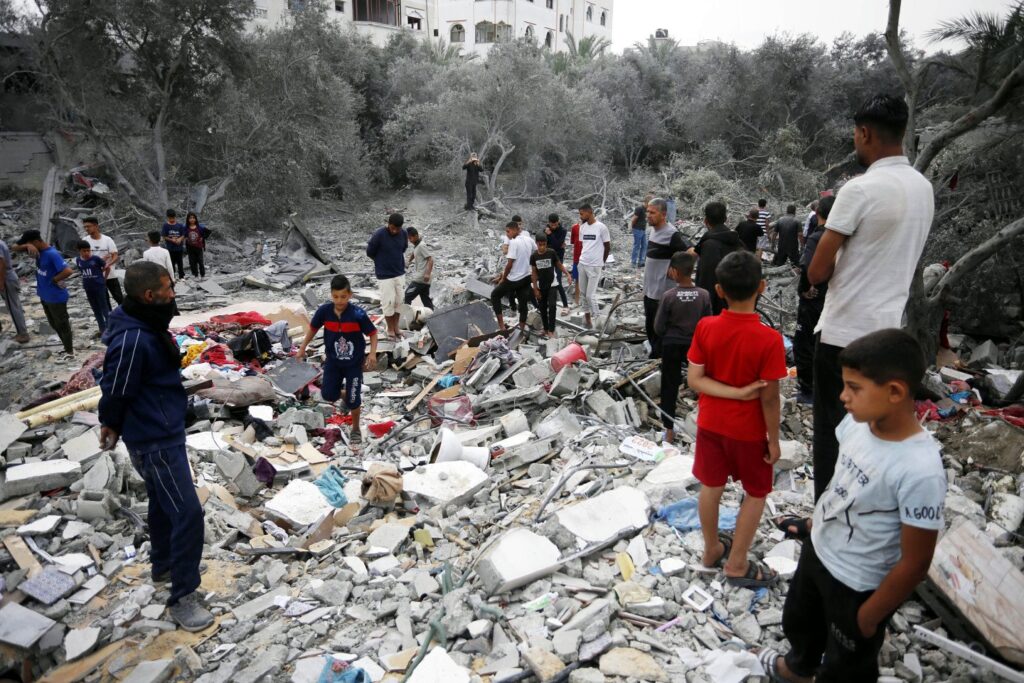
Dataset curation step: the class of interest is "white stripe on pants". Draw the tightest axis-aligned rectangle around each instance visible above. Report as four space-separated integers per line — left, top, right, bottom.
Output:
578 264 603 316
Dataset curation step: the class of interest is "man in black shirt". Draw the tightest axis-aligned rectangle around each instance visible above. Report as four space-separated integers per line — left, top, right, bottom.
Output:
531 233 572 337
735 209 764 253
793 196 834 404
463 154 482 210
694 202 744 314
771 204 802 266
544 213 569 309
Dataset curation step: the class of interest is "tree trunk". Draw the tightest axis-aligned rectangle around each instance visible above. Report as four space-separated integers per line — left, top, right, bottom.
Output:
904 267 943 364
487 142 515 197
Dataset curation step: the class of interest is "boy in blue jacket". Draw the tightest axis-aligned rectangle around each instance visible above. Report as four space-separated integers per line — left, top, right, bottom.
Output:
98 261 213 632
75 240 111 333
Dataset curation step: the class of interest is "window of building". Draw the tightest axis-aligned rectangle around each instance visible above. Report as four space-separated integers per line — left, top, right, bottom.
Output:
586 5 593 22
450 23 466 43
335 1 345 11
353 0 401 25
600 10 606 26
525 25 535 40
475 21 511 43
407 16 421 30
287 0 306 11
546 0 553 7
254 7 269 17
544 30 553 48
558 14 564 31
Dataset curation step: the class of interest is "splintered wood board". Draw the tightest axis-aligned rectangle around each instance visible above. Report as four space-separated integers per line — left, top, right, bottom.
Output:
927 521 1024 665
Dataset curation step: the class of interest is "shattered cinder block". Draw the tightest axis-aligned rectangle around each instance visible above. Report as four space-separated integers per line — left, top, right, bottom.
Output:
512 362 552 389
465 357 501 390
0 459 81 500
215 450 262 497
499 409 529 438
477 385 548 414
76 490 116 520
584 390 627 425
535 405 582 441
477 528 561 594
403 462 488 507
549 365 581 397
552 486 651 548
265 479 333 528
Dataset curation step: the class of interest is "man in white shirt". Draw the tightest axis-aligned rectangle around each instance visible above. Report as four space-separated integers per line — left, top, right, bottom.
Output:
576 203 611 328
142 230 175 284
490 222 532 332
805 94 934 503
83 217 123 305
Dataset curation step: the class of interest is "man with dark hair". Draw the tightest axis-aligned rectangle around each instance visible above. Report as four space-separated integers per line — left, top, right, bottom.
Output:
404 227 434 309
643 197 690 357
803 200 820 243
161 210 186 280
99 261 213 632
366 212 408 340
491 221 532 332
804 93 934 503
772 204 802 266
694 202 744 315
793 196 835 404
544 213 569 310
13 230 74 358
631 194 652 268
83 216 124 305
735 208 763 255
576 203 611 328
463 153 481 210
756 198 772 252
0 236 30 343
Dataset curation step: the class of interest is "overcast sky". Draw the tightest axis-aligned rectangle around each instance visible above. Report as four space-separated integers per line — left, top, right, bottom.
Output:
610 0 1015 54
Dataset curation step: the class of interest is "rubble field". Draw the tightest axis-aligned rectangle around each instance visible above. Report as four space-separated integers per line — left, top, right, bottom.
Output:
1 193 1024 682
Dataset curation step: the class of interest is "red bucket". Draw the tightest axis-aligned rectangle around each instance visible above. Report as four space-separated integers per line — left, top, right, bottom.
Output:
550 342 588 372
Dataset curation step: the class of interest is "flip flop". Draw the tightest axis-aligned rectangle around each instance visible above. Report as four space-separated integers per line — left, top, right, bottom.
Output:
773 515 811 541
726 559 778 588
757 648 796 682
712 534 733 569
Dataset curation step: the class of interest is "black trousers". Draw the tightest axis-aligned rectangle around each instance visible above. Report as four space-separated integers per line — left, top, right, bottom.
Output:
42 301 73 353
168 250 186 279
537 286 557 332
186 246 205 277
465 183 476 209
660 342 689 423
782 540 888 682
491 277 530 326
812 336 846 501
794 296 824 394
105 277 124 305
404 280 434 309
643 296 661 358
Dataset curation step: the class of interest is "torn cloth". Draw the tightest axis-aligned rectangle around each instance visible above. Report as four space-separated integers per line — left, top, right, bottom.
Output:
314 465 349 507
656 497 738 532
361 464 403 505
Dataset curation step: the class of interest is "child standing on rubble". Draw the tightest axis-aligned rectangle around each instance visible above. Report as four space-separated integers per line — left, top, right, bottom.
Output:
686 250 787 588
75 240 111 334
653 251 711 443
530 232 572 338
760 329 946 683
296 274 378 447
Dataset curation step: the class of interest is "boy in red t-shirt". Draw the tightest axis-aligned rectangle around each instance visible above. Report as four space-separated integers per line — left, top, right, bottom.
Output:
686 250 787 588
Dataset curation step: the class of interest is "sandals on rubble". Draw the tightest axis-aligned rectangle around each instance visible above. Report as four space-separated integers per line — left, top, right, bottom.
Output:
726 559 778 588
773 515 811 541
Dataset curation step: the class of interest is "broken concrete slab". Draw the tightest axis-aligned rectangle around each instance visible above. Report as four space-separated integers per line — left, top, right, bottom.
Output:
406 646 470 683
17 514 62 535
0 458 81 500
64 626 101 660
553 486 651 548
0 411 27 454
215 450 262 497
524 647 566 680
639 454 697 507
233 585 291 621
477 528 561 595
265 479 333 528
61 428 104 464
121 658 174 683
366 523 410 555
598 647 668 682
0 602 57 648
403 462 489 507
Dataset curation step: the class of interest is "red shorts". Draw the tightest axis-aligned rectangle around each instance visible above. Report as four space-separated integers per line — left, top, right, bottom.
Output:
693 428 772 498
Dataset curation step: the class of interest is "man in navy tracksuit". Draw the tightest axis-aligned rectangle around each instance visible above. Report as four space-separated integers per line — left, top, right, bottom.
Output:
98 261 213 632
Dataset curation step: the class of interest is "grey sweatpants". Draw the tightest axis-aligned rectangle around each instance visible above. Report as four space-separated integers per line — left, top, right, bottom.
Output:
0 279 28 336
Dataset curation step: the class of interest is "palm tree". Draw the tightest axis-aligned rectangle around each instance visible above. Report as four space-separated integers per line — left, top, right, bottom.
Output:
927 1 1024 94
632 35 681 66
423 39 476 65
564 32 611 61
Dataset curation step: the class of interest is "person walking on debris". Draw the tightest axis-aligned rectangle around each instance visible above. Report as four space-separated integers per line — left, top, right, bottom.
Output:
463 153 482 210
13 230 74 358
735 208 764 256
654 251 710 442
98 261 214 632
404 227 434 309
576 203 611 329
296 274 378 447
83 217 124 305
75 240 111 334
143 231 176 284
491 221 532 333
161 209 187 280
803 94 934 506
755 198 772 254
531 232 572 338
544 213 570 313
183 212 211 279
687 251 787 588
792 196 834 405
569 219 583 308
630 194 651 268
693 201 744 315
366 212 409 340
802 199 820 245
643 198 690 358
760 330 946 683
0 236 31 343
771 204 802 267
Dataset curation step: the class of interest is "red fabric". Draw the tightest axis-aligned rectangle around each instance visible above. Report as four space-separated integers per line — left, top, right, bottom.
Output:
61 351 105 396
323 321 363 333
367 421 396 437
208 312 272 327
687 310 788 441
326 414 353 426
198 343 238 367
693 428 772 497
984 407 1024 429
570 223 583 263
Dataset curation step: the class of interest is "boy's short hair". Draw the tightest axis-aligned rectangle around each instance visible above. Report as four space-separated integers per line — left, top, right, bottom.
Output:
757 199 767 208
511 214 523 223
578 203 593 212
330 274 352 292
406 226 419 238
83 216 99 226
387 212 404 228
853 94 909 145
505 221 519 230
547 213 559 223
839 329 925 394
817 195 836 221
76 240 91 250
166 209 176 218
704 201 727 226
747 208 759 220
536 232 548 242
669 251 695 277
715 250 762 301
147 230 161 244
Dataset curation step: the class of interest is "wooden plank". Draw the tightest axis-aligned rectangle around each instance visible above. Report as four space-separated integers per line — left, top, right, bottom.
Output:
406 372 446 412
0 510 37 528
928 521 1024 665
613 361 661 391
3 535 42 577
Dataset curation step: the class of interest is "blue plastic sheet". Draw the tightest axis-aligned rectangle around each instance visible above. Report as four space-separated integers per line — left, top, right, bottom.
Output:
655 497 738 532
314 465 349 508
317 657 372 683
438 375 461 388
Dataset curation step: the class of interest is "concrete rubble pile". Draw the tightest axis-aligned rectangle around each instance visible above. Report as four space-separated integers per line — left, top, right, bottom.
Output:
1 202 1023 683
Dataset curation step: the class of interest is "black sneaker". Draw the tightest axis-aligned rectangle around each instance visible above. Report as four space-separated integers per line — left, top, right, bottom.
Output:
169 591 214 632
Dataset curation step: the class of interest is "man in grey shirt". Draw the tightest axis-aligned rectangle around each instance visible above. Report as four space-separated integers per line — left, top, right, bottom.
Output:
403 227 434 309
642 198 690 358
0 238 30 343
771 205 802 266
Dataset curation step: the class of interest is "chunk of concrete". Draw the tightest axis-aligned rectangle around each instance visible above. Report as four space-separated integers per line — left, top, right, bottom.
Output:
598 648 668 682
366 523 410 555
64 626 101 660
17 514 62 535
0 411 27 455
776 440 807 471
82 452 116 491
969 339 1000 368
0 602 57 648
500 409 529 438
215 450 262 497
232 585 291 620
535 405 582 441
76 489 116 520
406 647 470 683
639 454 697 507
61 428 103 464
265 479 333 528
549 365 581 397
403 462 488 507
0 459 81 500
121 658 174 683
477 528 562 595
554 487 651 548
524 648 566 680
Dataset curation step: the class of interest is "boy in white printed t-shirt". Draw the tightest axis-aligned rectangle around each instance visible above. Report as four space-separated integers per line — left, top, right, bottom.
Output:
760 329 946 683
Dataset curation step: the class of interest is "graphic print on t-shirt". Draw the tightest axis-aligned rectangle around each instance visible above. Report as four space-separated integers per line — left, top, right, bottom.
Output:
817 450 887 543
334 337 355 363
